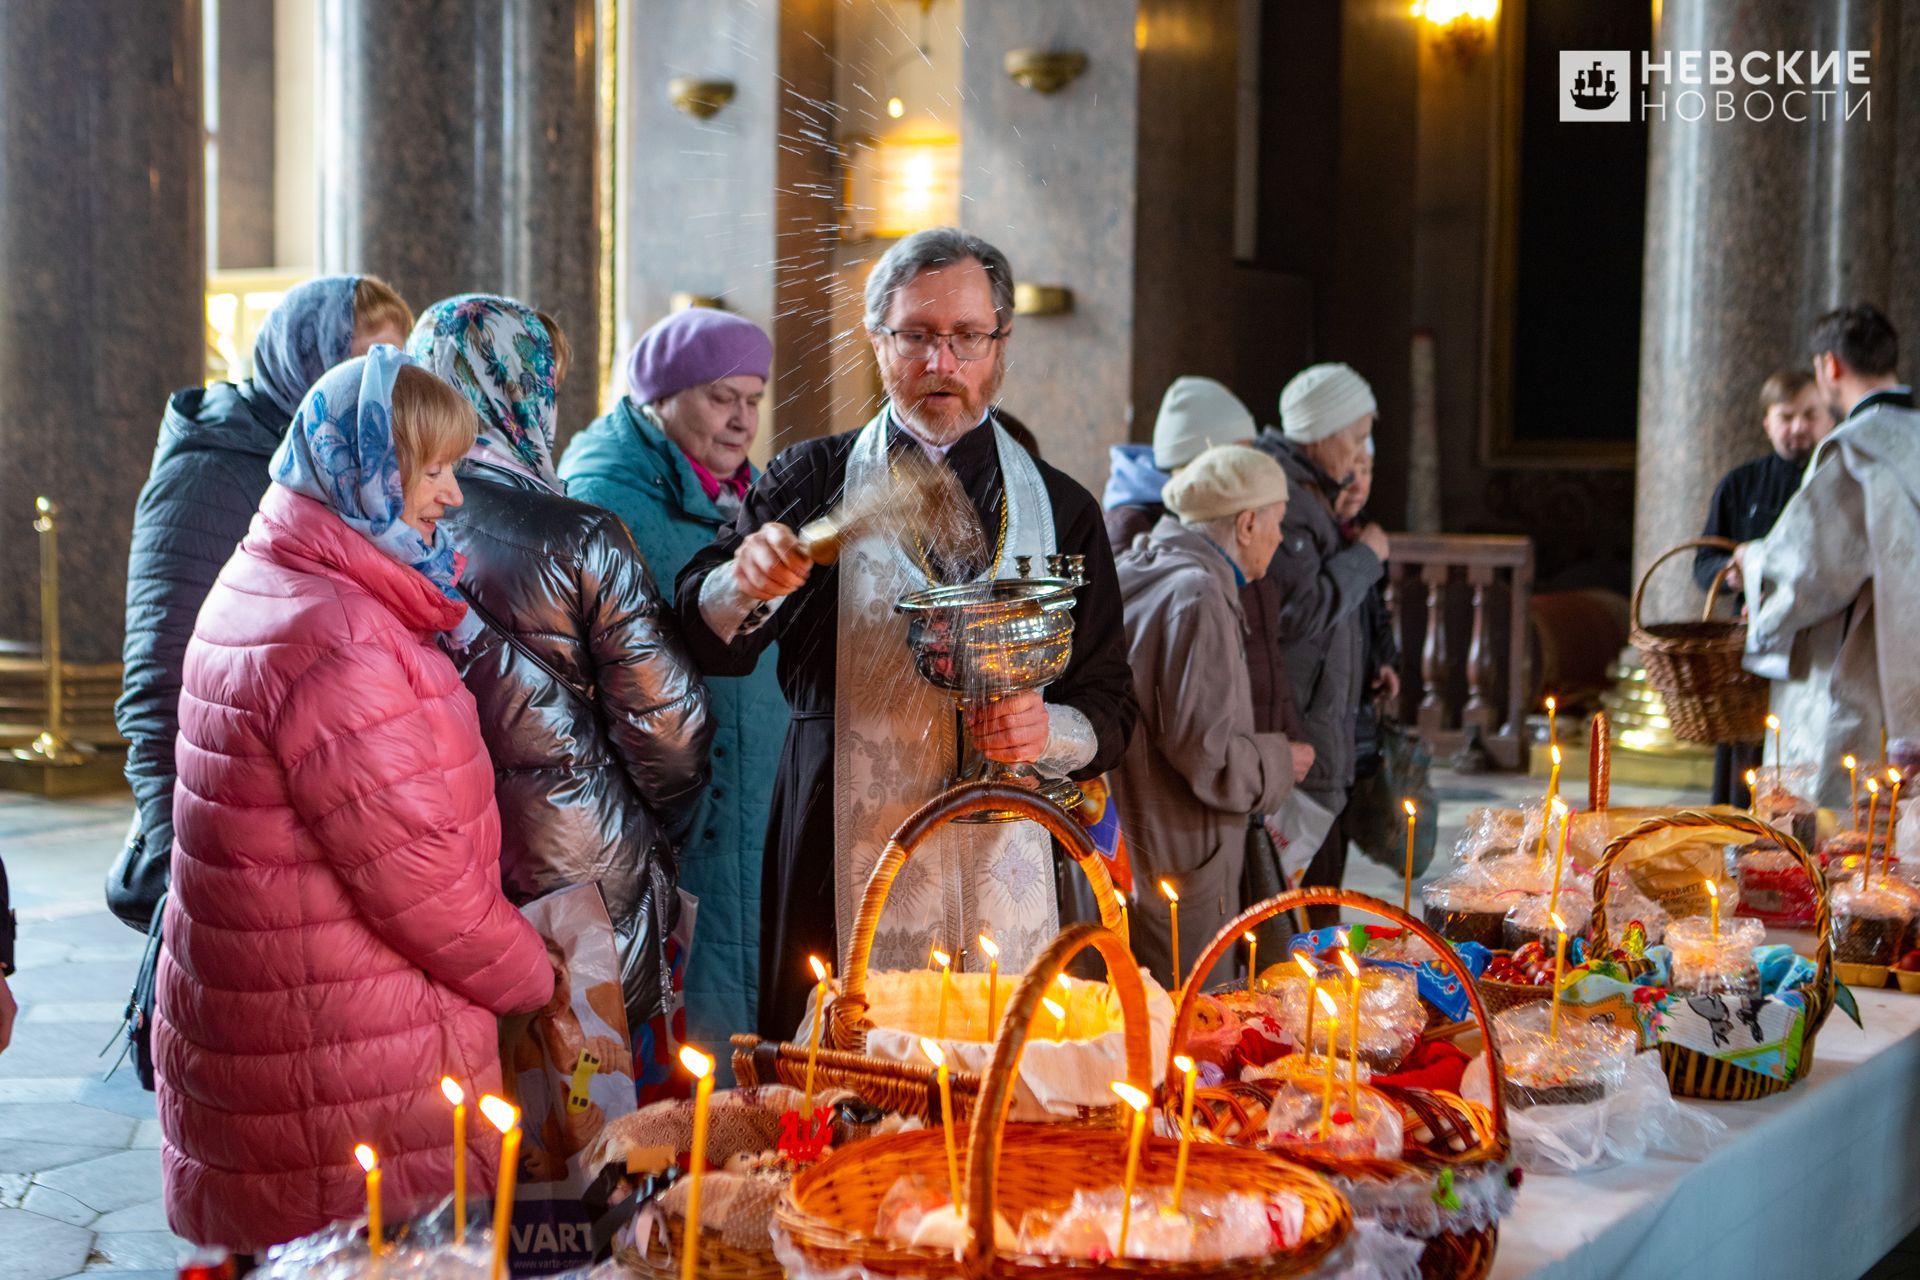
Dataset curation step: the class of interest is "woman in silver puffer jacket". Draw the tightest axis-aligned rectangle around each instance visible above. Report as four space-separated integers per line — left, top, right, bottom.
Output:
410 294 713 1035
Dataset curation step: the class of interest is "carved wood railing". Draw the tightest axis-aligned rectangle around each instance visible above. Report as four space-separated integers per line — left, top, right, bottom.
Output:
1381 533 1534 771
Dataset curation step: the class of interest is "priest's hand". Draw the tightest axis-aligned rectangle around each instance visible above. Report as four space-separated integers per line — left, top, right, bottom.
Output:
735 522 813 600
966 691 1051 763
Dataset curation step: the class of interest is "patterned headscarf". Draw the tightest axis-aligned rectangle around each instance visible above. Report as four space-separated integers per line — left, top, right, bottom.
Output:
250 275 359 419
269 345 462 604
406 294 564 493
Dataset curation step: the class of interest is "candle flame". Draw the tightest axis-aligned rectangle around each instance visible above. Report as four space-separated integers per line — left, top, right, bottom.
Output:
1890 768 1903 785
1550 743 1562 766
1702 880 1718 901
931 948 952 970
478 1095 517 1133
919 1037 945 1067
1055 973 1072 995
1745 768 1758 788
1243 930 1256 944
1550 795 1570 818
1315 988 1338 1016
1041 996 1066 1021
809 954 829 983
678 1046 714 1080
1550 911 1568 933
1544 695 1556 712
1158 879 1178 903
1337 948 1361 979
1110 1081 1150 1112
1402 798 1416 817
1868 777 1881 795
1293 953 1317 980
354 1143 378 1172
1766 714 1780 732
1173 1053 1194 1074
976 933 999 959
1844 753 1858 769
440 1077 464 1106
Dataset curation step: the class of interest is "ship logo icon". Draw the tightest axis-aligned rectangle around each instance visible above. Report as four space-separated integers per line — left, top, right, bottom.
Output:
1559 51 1631 122
1570 60 1618 110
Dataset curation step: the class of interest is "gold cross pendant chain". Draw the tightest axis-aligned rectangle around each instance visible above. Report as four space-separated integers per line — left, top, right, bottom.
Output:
890 447 1011 584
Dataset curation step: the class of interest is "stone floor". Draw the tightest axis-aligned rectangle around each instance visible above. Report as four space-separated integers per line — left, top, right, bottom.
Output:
3 767 1914 1279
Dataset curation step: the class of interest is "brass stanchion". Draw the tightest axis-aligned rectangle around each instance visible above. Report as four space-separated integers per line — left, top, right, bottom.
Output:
12 497 91 767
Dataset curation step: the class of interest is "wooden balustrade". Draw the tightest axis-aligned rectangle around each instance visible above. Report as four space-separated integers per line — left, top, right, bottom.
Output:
1381 533 1534 771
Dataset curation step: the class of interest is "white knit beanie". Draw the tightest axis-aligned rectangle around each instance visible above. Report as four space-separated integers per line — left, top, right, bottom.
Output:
1152 376 1257 470
1162 444 1289 522
1279 363 1377 444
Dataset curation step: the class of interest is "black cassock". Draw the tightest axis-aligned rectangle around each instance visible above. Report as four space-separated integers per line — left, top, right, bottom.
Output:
674 416 1138 1038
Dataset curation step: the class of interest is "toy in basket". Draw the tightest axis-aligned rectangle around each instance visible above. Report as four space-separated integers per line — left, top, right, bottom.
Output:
736 781 1169 1126
1168 889 1518 1280
775 923 1354 1279
1591 810 1838 1101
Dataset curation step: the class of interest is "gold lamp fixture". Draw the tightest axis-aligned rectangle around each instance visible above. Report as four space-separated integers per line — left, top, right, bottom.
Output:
668 77 736 120
1410 0 1498 66
1004 48 1088 95
1013 283 1073 317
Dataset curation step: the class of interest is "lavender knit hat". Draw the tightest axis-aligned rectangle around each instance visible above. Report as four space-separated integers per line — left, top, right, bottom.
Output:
626 308 773 404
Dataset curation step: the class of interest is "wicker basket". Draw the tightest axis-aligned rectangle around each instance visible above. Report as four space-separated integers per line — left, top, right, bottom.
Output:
1629 538 1770 744
733 781 1128 1122
1591 810 1835 1100
1168 888 1514 1280
776 924 1354 1280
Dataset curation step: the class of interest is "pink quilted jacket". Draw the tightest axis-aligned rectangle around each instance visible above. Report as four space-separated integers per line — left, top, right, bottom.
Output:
156 483 555 1252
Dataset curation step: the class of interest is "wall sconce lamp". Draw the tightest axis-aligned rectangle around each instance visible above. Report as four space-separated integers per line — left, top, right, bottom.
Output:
669 293 729 312
841 128 962 241
669 77 736 119
1410 0 1497 66
1004 49 1088 95
1013 284 1074 317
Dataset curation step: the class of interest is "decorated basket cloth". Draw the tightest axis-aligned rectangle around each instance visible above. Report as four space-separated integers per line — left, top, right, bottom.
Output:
736 781 1153 1126
1169 889 1517 1280
1591 810 1836 1101
1628 538 1769 744
776 922 1354 1280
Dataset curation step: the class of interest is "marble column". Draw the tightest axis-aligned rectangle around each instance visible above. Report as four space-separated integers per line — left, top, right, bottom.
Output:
1633 0 1903 620
0 1 204 664
317 0 603 439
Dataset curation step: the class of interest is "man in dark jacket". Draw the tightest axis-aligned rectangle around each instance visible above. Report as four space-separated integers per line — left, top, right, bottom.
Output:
110 276 411 932
1254 363 1390 926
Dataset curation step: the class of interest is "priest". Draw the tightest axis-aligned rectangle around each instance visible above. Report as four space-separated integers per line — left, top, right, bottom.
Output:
675 228 1138 1037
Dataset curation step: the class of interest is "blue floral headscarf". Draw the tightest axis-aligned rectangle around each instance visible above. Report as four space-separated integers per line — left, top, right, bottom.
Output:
269 345 462 604
250 275 359 419
406 294 564 493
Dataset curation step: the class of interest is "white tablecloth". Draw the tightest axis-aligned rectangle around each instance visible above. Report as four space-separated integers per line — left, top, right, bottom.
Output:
1489 983 1920 1279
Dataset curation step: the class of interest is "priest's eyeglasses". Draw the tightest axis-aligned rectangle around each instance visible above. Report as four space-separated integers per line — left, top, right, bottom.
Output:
875 326 1005 361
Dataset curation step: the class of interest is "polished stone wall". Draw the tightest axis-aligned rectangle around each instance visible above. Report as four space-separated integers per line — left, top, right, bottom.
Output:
0 1 204 665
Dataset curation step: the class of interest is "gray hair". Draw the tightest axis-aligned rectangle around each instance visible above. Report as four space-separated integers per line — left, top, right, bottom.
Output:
863 227 1015 332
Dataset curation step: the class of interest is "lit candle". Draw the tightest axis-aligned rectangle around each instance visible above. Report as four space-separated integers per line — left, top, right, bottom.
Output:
1704 879 1720 940
1548 913 1569 1041
1337 947 1361 1113
1534 746 1563 863
1294 953 1320 1056
441 1078 467 1244
1866 779 1881 892
1043 996 1068 1039
1159 879 1182 989
1766 713 1782 789
1548 796 1572 916
1315 988 1339 1138
1111 1082 1150 1257
1545 694 1558 748
978 933 1000 1033
1745 768 1759 818
676 1049 715 1280
931 948 953 1039
1402 798 1418 912
480 1095 521 1280
1169 1054 1198 1213
1845 754 1861 831
1244 930 1259 994
802 955 830 1129
354 1143 383 1258
1887 768 1904 883
921 1039 962 1209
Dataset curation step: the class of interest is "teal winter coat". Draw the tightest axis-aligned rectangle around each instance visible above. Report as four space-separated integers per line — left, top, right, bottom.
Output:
559 400 786 1058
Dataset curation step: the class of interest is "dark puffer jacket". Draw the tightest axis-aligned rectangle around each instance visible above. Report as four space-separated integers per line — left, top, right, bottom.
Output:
110 382 287 929
442 460 714 1026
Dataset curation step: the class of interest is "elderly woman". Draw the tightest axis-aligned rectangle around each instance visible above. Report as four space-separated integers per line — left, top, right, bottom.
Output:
113 274 413 936
558 309 785 1055
155 348 553 1252
409 294 713 1042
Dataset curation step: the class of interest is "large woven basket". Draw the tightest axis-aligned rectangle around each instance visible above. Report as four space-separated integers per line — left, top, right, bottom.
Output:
1591 810 1835 1100
1169 888 1513 1280
1629 538 1769 743
776 924 1354 1280
733 781 1127 1124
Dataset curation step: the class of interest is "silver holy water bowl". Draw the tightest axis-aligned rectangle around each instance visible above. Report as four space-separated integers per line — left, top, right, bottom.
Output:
895 554 1088 822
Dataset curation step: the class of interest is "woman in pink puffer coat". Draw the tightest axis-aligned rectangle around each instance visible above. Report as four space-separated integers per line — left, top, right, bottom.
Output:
155 348 555 1252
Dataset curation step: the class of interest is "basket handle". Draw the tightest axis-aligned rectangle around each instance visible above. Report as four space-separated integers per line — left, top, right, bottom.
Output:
1630 537 1741 631
1165 888 1507 1151
1589 810 1835 1041
832 782 1127 1048
1589 710 1611 811
962 924 1150 1273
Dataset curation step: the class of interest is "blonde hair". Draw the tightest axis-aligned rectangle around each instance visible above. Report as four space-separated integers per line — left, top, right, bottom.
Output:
353 275 415 341
390 364 476 487
535 308 573 386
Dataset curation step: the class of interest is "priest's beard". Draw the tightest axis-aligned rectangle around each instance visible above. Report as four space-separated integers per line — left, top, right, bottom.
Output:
890 350 1007 446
